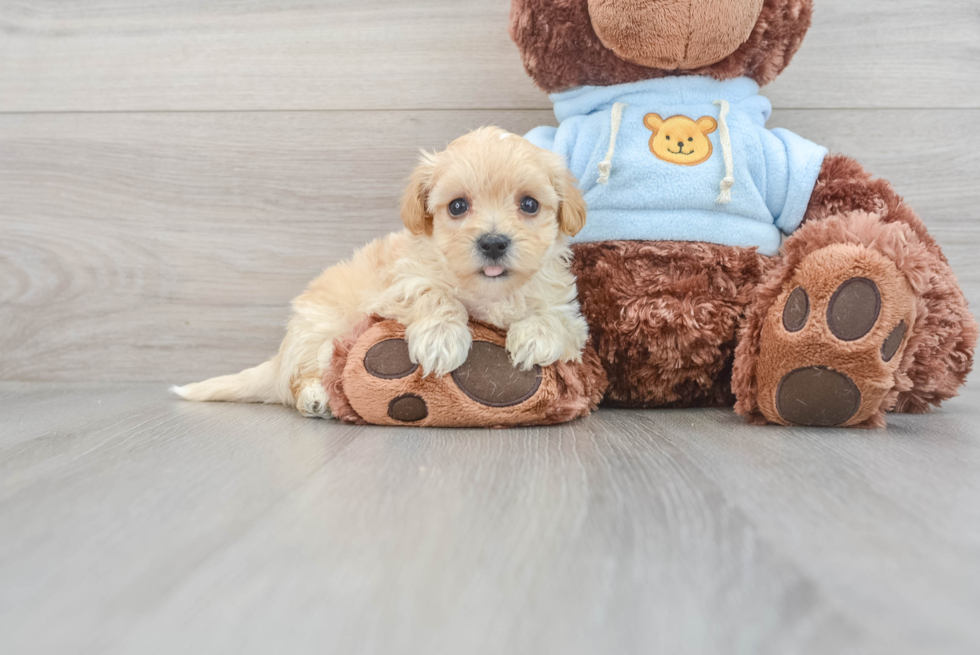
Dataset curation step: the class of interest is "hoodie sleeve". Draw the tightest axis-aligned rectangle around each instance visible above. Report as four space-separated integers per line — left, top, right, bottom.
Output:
524 125 558 152
524 118 589 185
763 128 829 236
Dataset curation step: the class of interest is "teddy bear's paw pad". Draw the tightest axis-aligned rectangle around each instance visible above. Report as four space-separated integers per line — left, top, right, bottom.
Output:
781 276 885 342
388 393 428 423
451 341 542 407
775 366 861 427
757 244 916 427
781 286 810 332
826 277 881 341
364 339 418 379
881 321 908 363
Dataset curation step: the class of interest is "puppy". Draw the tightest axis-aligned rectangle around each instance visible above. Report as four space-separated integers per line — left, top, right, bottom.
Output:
173 127 589 418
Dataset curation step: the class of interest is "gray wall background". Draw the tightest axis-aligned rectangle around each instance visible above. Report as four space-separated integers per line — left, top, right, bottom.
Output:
2 0 978 382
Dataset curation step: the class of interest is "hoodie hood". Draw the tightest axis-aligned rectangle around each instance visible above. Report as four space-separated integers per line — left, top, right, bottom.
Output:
551 76 768 123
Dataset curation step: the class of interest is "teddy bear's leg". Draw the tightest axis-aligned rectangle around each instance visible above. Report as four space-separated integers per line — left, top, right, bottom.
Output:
733 156 977 427
323 316 607 427
571 241 772 408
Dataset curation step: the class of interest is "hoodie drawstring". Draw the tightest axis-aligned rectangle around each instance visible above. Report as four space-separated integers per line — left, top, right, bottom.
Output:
597 102 628 185
713 99 735 204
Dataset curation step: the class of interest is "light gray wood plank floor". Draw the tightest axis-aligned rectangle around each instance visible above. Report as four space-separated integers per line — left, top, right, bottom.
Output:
1 382 979 654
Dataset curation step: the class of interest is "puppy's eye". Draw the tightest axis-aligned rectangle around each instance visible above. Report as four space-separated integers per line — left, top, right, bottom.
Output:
519 196 540 215
448 198 469 217
688 137 694 142
665 135 671 141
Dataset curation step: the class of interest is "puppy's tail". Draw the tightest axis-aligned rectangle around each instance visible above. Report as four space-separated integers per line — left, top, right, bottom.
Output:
172 359 281 404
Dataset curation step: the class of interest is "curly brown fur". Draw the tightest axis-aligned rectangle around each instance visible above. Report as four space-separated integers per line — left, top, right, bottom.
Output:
509 0 813 93
546 345 608 423
804 155 953 265
572 240 772 408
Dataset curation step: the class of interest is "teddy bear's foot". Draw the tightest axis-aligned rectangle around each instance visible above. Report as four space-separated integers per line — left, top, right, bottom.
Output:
754 243 916 427
323 316 606 428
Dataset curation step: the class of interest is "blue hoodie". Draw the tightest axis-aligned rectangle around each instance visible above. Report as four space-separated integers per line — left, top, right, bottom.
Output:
525 76 828 256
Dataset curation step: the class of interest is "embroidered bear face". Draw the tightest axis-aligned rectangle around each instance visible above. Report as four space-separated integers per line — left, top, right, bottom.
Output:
644 114 718 166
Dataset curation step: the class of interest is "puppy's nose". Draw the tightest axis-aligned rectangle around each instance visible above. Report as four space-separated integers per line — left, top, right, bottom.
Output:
477 234 510 261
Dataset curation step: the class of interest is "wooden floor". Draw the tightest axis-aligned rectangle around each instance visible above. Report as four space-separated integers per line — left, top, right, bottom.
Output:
1 383 979 654
3 0 980 652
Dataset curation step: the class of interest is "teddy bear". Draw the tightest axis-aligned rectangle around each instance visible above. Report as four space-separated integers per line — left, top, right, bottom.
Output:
328 0 976 428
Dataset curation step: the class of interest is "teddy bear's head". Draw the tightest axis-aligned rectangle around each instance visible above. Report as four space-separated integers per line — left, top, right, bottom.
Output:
510 0 813 93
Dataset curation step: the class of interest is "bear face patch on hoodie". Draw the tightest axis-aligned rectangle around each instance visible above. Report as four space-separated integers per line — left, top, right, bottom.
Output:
524 76 829 257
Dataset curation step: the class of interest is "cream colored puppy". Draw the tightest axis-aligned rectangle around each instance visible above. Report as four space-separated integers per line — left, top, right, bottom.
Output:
174 127 590 418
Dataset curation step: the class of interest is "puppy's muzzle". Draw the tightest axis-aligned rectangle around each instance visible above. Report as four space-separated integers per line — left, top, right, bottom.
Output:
477 233 511 262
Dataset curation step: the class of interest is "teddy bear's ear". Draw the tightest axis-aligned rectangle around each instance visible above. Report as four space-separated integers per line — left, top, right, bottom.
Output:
644 113 664 134
401 150 438 236
697 116 718 135
553 166 587 237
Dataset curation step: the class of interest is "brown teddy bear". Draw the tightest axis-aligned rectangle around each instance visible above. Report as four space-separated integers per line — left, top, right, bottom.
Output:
329 0 976 428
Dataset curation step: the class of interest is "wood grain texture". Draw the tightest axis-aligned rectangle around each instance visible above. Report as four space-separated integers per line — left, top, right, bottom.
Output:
0 0 977 112
0 381 978 654
2 109 978 382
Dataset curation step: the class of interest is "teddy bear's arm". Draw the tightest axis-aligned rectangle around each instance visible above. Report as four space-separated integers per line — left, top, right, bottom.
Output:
523 118 591 186
762 127 829 237
524 125 557 152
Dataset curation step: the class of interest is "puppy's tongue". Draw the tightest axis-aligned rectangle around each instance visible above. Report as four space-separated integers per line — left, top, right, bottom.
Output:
483 266 505 278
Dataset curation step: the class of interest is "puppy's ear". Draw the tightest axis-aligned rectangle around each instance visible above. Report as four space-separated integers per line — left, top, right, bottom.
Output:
553 167 587 237
401 151 437 236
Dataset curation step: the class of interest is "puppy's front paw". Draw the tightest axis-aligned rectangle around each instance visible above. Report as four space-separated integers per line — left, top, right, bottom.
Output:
507 318 573 371
407 321 473 377
296 381 332 419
